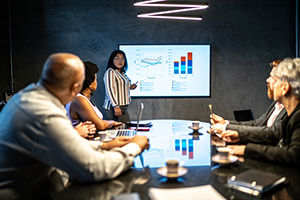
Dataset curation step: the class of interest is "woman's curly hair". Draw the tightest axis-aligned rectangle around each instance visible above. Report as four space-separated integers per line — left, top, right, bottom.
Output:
81 61 99 92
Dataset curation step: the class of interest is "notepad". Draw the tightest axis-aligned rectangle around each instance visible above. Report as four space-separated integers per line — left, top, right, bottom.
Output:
227 169 286 196
112 192 140 200
148 185 226 200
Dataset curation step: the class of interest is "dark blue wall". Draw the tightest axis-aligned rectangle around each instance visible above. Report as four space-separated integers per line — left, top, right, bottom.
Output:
0 0 296 122
0 1 10 97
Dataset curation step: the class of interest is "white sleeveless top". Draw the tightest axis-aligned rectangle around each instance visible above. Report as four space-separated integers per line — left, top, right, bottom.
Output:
66 93 103 127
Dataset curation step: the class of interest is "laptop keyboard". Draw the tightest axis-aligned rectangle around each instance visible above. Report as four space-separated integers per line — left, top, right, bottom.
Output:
116 130 136 137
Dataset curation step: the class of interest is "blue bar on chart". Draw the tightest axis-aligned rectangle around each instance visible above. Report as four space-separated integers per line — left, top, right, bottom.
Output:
174 61 179 74
188 139 193 159
187 52 193 74
175 139 180 151
182 139 187 155
181 57 186 74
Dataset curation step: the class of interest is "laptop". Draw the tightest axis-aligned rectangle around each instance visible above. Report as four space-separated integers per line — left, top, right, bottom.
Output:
104 103 144 138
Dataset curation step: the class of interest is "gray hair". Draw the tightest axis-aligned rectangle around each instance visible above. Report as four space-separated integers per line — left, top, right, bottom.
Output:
271 58 300 99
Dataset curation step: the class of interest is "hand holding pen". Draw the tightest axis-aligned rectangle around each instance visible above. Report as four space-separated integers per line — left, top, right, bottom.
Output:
208 104 222 138
130 81 138 90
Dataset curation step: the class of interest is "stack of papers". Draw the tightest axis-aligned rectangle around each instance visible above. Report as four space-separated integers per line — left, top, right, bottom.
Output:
148 185 226 200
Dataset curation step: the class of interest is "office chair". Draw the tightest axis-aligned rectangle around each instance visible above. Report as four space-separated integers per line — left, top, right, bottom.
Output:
233 109 253 122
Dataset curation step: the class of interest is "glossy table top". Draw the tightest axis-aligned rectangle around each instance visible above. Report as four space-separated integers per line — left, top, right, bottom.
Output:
53 119 300 200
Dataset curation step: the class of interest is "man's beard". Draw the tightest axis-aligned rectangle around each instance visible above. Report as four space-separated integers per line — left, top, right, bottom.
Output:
267 83 274 99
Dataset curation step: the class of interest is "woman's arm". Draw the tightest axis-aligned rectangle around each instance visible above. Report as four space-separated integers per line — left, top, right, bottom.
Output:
70 96 115 130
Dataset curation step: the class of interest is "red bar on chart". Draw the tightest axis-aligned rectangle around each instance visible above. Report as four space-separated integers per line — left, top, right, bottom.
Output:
188 52 192 60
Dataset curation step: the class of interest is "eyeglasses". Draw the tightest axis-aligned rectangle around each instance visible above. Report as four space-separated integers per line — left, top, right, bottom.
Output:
114 57 125 61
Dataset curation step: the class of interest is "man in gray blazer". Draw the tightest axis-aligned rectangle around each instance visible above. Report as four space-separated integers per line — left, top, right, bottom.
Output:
210 59 286 136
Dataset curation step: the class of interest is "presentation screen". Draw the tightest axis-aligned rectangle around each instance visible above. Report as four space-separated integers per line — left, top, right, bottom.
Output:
119 44 210 97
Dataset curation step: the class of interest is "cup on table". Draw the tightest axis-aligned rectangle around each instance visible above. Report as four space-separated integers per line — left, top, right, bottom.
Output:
217 147 231 161
192 121 200 128
166 159 179 174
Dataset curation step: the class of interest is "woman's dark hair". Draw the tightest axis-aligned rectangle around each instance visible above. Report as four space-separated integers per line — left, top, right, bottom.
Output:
81 61 99 92
106 50 128 73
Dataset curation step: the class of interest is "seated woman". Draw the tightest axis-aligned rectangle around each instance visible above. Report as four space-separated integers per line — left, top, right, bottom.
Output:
66 61 121 137
221 58 300 166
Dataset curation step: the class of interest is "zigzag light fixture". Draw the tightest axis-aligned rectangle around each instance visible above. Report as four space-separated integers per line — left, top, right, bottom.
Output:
134 0 209 21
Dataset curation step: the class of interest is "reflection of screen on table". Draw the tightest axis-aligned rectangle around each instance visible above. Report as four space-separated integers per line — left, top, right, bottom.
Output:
119 44 210 97
134 120 211 168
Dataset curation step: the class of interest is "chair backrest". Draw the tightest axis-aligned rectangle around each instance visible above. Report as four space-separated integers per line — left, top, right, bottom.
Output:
233 109 253 121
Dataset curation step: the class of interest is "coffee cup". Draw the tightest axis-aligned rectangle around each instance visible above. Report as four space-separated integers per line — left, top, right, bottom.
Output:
217 147 231 161
166 159 179 174
192 121 200 128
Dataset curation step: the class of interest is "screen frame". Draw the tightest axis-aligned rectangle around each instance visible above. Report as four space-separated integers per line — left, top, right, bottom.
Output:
118 43 212 98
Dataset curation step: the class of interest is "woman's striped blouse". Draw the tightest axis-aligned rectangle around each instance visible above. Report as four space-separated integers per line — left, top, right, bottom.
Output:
103 68 131 110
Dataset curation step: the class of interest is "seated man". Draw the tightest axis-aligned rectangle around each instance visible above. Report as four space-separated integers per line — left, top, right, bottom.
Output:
0 53 149 199
221 58 300 166
210 60 286 136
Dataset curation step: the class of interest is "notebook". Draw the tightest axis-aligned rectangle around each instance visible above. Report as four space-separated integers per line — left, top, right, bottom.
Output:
105 103 144 138
227 169 286 196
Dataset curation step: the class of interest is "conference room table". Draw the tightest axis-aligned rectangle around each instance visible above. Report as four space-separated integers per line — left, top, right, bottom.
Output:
52 119 300 200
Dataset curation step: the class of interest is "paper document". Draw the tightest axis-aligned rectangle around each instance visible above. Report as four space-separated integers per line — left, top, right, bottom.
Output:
148 185 226 200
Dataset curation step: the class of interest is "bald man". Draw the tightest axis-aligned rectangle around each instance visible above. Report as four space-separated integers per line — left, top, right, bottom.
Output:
0 53 149 199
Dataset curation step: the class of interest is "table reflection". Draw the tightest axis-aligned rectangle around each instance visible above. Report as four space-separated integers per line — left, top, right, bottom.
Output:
133 119 211 168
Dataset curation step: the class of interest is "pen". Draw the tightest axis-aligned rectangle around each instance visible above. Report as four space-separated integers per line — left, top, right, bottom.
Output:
135 81 139 84
209 104 213 114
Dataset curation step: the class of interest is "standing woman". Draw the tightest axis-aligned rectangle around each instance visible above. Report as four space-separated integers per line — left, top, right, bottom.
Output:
103 50 137 123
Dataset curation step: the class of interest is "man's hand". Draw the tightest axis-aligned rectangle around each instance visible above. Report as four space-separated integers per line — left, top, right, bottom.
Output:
101 136 150 151
102 136 132 150
211 123 226 134
227 145 246 156
114 107 122 117
210 114 226 125
221 130 240 143
131 135 150 152
75 121 96 138
113 121 122 127
211 135 226 146
106 120 122 129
